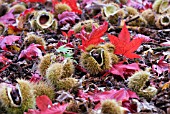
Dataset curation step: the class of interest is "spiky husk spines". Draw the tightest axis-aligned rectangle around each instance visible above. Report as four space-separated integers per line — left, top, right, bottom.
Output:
101 99 124 114
72 20 99 33
56 77 78 90
102 43 119 64
110 53 119 64
54 3 71 16
138 86 157 100
155 14 170 29
10 4 26 14
125 6 139 17
29 10 58 31
141 9 155 26
101 50 112 70
46 62 63 85
32 81 55 100
127 16 147 27
0 80 35 114
102 43 115 53
80 52 102 75
38 53 56 76
0 79 35 114
85 44 99 52
61 59 75 79
108 9 125 25
0 22 5 35
66 100 79 113
102 3 120 17
152 0 169 13
0 83 11 108
11 79 36 114
24 34 46 47
128 71 150 92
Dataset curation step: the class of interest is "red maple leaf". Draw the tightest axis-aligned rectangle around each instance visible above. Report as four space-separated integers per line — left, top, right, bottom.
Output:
0 35 20 51
109 63 140 79
25 95 68 114
75 21 108 51
18 44 45 60
52 0 82 14
78 88 138 111
108 24 143 59
152 56 169 75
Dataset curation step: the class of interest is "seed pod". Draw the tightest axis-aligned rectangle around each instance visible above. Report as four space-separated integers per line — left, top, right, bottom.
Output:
80 45 112 75
108 9 125 25
56 77 78 90
138 86 157 100
152 0 169 13
102 3 120 17
29 10 58 31
0 79 35 114
33 81 55 100
0 22 5 35
24 34 46 47
141 9 155 26
54 3 71 16
127 15 147 27
10 4 26 14
101 99 124 114
46 63 63 85
61 59 75 79
155 14 170 29
125 6 139 17
38 53 56 76
128 71 150 92
72 19 99 33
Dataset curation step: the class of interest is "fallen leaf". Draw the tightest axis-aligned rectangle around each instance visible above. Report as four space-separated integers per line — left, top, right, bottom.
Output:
0 9 15 25
108 24 143 59
78 88 138 102
18 44 45 60
75 21 108 51
25 95 68 114
0 35 20 51
152 56 169 74
58 11 80 26
109 63 140 79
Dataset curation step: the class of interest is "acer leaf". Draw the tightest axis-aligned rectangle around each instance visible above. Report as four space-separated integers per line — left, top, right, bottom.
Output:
36 95 52 111
78 88 138 110
152 56 169 74
76 21 108 51
25 95 68 114
109 63 140 79
0 9 15 25
18 44 45 60
0 35 20 51
58 11 80 26
108 24 143 59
